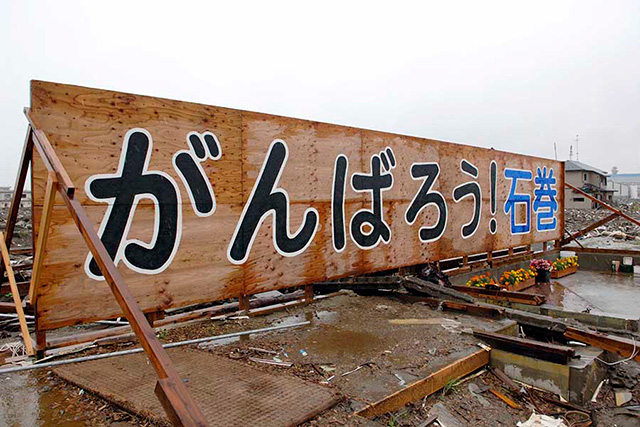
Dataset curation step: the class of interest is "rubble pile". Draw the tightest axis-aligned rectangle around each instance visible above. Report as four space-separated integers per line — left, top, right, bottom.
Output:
0 207 32 248
565 206 640 241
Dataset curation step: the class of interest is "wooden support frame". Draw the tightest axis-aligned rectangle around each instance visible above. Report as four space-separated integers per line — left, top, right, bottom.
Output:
0 231 35 355
20 115 208 426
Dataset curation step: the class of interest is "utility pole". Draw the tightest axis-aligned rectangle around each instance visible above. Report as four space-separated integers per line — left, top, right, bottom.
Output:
575 134 579 161
569 145 573 161
554 142 558 160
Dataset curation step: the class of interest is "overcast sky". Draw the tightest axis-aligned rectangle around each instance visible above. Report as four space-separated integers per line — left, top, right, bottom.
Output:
2 1 639 186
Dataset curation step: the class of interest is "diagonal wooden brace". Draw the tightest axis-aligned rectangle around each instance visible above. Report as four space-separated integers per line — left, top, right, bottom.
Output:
29 171 58 303
0 231 35 356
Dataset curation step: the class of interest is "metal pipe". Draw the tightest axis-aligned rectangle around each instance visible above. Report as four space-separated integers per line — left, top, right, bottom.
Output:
0 321 310 374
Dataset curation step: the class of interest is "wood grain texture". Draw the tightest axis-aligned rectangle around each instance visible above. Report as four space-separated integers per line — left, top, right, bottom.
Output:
29 81 563 329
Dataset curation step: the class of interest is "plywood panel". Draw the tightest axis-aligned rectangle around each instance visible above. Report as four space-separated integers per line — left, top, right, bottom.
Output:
29 81 564 329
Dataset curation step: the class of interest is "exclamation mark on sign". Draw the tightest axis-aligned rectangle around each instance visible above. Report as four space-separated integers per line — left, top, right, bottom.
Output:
490 161 497 234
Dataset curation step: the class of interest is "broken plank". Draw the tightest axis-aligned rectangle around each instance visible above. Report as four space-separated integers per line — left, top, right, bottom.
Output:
474 330 575 364
404 276 475 303
451 286 545 306
564 327 640 362
355 348 490 419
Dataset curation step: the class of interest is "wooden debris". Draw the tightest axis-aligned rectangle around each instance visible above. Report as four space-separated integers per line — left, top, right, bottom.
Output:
488 366 522 394
564 327 640 362
451 285 545 306
400 294 505 318
248 357 292 367
417 414 438 427
488 388 522 409
355 348 490 419
404 276 475 303
474 330 575 364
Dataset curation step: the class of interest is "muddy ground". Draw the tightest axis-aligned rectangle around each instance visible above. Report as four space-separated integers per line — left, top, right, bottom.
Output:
5 291 639 426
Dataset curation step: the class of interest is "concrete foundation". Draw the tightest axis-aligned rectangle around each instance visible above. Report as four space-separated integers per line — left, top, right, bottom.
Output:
490 345 606 404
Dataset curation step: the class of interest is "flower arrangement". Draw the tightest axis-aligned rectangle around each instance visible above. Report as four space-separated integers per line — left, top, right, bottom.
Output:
499 268 536 288
466 273 498 288
530 259 553 272
552 256 578 272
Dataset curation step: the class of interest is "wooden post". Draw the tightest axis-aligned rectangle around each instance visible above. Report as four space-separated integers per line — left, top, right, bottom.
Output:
508 247 514 257
34 301 46 359
0 231 35 356
28 171 57 303
304 283 314 304
239 294 250 314
0 127 33 279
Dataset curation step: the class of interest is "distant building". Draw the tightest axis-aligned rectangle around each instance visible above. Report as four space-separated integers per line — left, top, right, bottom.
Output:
608 173 640 200
0 186 31 209
564 161 614 209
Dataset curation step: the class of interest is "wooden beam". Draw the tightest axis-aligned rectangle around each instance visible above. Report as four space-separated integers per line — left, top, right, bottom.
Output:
404 276 475 303
29 171 57 303
58 188 207 425
0 127 33 280
560 212 619 246
355 348 490 418
451 286 545 306
24 109 75 198
474 330 575 364
564 327 640 362
565 182 640 228
0 281 30 297
0 231 34 355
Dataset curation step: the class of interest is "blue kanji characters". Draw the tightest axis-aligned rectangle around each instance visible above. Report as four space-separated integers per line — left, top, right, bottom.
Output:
504 168 533 234
533 167 558 231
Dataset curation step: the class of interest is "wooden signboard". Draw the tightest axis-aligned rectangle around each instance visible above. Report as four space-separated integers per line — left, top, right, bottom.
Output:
29 81 564 330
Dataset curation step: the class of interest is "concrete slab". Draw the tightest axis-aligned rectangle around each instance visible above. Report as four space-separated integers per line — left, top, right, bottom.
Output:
490 345 606 404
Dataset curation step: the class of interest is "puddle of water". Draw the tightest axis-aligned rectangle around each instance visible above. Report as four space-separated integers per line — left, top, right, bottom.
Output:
529 271 640 318
0 371 101 426
271 310 338 327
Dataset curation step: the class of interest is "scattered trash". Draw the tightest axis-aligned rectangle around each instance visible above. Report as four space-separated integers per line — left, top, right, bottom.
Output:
341 362 374 377
248 357 292 367
299 349 308 357
319 365 335 373
376 304 392 310
394 373 405 386
227 315 250 320
248 347 277 355
615 389 633 406
468 382 491 407
517 413 567 427
591 379 606 402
